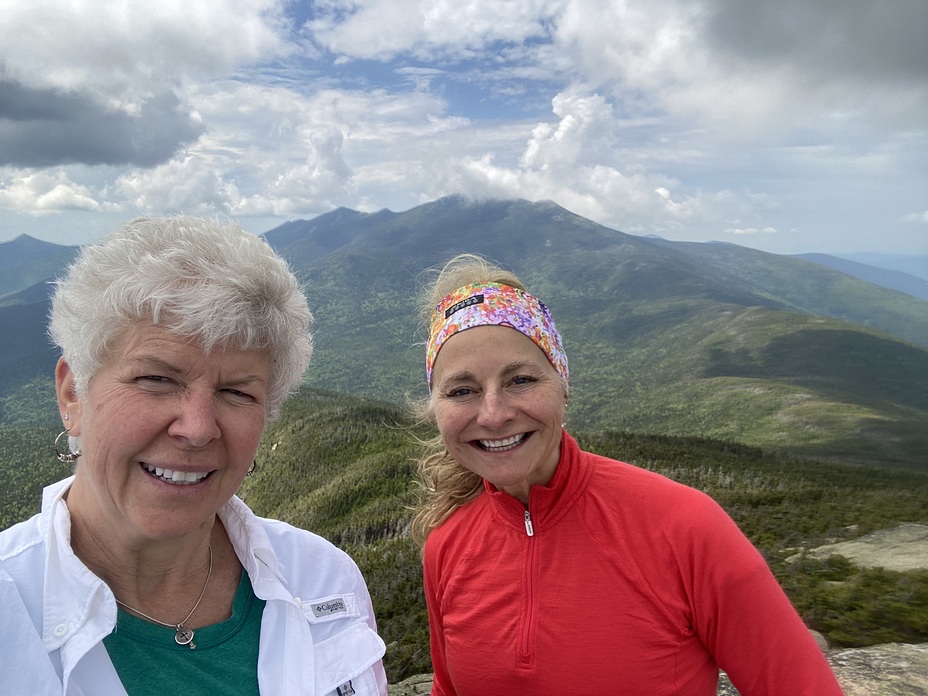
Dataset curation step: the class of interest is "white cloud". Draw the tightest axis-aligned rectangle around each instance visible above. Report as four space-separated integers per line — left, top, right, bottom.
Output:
902 211 928 225
306 0 561 60
0 0 293 170
553 0 928 137
0 170 107 214
432 88 775 238
726 226 777 236
0 0 925 254
180 80 470 216
233 128 355 216
111 155 240 214
0 0 290 98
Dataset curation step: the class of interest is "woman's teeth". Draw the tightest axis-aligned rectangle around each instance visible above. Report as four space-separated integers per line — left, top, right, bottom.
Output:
479 434 525 452
142 463 210 485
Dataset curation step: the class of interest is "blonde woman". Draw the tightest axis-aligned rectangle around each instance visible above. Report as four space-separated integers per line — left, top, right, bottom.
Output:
412 253 842 696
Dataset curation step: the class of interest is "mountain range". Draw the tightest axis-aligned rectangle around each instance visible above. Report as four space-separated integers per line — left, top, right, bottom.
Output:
2 196 927 467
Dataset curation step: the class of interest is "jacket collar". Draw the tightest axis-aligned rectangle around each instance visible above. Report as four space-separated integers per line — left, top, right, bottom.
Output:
217 495 294 603
484 430 592 533
38 478 295 659
39 477 116 687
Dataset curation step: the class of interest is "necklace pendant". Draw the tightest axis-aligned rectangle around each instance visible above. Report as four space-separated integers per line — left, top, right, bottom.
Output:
175 624 196 649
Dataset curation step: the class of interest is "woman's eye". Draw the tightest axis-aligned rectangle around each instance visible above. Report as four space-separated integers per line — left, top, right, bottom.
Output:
447 387 474 398
511 375 536 386
223 388 254 401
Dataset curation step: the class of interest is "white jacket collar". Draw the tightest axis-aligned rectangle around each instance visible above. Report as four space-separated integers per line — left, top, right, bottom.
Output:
38 478 297 662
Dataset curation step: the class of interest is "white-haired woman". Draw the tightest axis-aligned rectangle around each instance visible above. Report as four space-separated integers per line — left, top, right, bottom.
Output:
412 253 843 695
0 217 387 695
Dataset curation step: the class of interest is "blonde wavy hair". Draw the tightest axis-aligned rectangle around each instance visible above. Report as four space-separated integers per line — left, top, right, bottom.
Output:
409 254 530 547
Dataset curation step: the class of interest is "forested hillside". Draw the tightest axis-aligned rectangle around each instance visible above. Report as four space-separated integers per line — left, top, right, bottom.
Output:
0 424 62 529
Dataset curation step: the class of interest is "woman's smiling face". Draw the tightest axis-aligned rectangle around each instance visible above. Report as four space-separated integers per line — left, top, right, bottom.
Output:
430 325 567 504
59 321 270 545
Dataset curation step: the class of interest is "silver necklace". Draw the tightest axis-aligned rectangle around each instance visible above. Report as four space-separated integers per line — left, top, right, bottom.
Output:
114 545 213 649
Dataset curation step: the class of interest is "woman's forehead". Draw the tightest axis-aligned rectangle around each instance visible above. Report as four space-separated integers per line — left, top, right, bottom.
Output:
433 325 553 375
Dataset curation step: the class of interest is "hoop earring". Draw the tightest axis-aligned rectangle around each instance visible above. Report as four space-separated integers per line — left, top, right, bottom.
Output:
246 460 257 477
54 430 81 464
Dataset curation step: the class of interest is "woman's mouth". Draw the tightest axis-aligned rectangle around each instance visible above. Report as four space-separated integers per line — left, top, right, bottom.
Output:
142 463 211 485
477 434 527 452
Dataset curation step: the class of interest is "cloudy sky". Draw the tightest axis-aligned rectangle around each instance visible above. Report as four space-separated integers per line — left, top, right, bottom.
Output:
1 0 926 256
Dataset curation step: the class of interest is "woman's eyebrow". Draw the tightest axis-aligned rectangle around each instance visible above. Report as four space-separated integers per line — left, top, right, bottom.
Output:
128 355 184 375
436 370 474 388
222 374 268 387
437 360 542 388
500 360 536 375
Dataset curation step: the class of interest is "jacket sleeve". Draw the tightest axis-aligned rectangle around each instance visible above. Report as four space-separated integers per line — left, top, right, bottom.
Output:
679 495 844 695
422 538 456 696
355 564 390 695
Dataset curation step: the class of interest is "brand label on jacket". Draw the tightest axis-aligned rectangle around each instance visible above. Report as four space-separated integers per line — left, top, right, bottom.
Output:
311 597 347 617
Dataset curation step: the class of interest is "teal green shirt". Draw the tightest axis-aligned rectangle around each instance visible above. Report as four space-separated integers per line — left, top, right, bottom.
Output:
103 571 266 695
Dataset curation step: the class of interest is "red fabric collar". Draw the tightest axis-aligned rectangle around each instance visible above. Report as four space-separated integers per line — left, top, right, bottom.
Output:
483 429 592 533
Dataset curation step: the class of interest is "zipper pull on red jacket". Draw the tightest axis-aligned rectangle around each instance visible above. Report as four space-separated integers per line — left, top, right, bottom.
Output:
524 510 534 537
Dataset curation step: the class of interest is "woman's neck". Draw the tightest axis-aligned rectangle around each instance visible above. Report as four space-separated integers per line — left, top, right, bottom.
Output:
67 496 240 628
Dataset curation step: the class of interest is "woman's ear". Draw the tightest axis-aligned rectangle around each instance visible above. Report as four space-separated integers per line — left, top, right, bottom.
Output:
55 357 82 435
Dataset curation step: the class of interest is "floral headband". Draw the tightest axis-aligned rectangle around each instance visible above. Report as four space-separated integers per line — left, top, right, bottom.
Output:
426 282 569 389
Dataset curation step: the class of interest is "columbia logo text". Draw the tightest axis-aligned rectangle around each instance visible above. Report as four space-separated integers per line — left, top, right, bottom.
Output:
312 599 347 616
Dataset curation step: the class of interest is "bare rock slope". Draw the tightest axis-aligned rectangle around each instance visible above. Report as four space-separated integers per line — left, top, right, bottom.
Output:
803 522 928 572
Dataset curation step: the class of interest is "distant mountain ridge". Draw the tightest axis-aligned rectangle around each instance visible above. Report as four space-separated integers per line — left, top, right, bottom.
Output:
837 252 928 283
0 234 78 299
795 252 928 301
1 197 927 466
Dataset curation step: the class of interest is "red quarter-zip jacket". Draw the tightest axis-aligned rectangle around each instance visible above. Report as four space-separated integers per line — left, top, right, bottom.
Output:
424 431 843 695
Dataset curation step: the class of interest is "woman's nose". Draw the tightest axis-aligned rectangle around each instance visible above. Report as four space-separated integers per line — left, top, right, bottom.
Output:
476 389 514 427
168 391 221 446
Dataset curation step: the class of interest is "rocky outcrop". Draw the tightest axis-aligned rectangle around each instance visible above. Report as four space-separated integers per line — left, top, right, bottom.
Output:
801 523 928 572
388 674 433 696
829 643 928 694
388 643 928 694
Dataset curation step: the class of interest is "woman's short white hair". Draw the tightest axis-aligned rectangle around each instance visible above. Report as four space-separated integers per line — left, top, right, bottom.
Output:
49 216 313 419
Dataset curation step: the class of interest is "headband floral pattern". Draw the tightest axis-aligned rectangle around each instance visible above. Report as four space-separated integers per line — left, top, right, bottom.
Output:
426 282 569 389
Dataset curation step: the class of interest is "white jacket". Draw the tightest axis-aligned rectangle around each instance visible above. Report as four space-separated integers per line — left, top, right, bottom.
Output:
0 477 388 696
